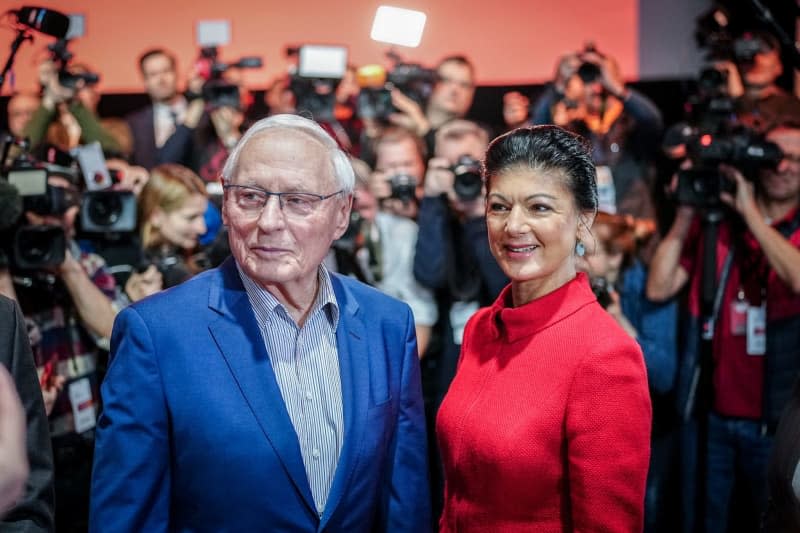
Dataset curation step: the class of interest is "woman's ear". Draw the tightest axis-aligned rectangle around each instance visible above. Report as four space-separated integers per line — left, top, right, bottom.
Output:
578 210 597 254
578 210 596 239
150 207 165 230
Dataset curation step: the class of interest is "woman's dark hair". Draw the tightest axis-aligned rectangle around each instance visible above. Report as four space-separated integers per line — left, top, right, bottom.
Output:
483 125 598 213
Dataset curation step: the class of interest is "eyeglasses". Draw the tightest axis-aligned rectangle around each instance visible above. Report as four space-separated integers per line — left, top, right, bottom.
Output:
223 184 344 218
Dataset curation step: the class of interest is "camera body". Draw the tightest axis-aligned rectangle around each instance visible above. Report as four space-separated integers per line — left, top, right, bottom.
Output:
48 39 100 90
356 62 436 121
590 277 613 309
451 155 483 201
80 190 137 233
196 46 262 109
675 130 782 208
388 174 417 204
1 145 78 270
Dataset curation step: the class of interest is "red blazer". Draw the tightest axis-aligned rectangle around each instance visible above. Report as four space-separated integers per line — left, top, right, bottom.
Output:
437 273 652 532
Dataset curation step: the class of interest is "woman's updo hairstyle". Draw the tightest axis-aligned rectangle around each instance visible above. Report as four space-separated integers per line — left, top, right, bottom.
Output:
483 125 598 213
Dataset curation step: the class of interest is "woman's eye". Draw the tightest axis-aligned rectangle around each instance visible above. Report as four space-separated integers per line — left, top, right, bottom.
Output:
529 203 551 213
489 203 509 212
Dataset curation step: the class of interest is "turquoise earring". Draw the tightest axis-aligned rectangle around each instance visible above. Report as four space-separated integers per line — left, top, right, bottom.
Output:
576 240 586 257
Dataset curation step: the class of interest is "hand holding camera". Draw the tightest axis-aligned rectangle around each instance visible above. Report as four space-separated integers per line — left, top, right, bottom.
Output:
718 163 759 220
388 88 430 137
423 157 455 197
209 106 244 149
124 263 163 303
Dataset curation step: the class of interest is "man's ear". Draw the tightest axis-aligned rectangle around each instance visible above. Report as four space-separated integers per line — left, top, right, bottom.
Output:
331 194 353 241
220 178 229 227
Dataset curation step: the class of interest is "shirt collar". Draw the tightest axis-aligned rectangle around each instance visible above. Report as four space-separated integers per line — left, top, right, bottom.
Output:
237 262 340 330
153 98 187 116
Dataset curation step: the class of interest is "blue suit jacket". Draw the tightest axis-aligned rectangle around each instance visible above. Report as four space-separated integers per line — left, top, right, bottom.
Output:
89 258 430 532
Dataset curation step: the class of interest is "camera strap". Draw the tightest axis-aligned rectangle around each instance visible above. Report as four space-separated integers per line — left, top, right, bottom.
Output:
702 246 735 341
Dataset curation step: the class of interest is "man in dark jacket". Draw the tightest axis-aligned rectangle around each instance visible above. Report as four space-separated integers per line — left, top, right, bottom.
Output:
0 294 55 532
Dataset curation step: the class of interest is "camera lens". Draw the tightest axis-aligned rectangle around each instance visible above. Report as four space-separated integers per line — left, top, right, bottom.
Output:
452 156 483 201
14 225 66 268
389 174 417 204
87 192 123 227
577 62 602 84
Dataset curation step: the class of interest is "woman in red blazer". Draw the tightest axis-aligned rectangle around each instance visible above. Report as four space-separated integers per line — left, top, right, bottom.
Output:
437 125 652 532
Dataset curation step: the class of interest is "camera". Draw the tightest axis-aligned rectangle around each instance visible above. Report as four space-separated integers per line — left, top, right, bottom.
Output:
287 44 347 122
590 277 613 309
80 189 137 233
195 46 262 110
674 130 782 207
451 155 483 201
1 139 78 270
356 53 436 121
575 43 604 84
48 39 100 89
387 174 417 204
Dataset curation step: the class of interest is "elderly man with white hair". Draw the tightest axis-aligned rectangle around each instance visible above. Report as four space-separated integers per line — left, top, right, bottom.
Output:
90 114 431 533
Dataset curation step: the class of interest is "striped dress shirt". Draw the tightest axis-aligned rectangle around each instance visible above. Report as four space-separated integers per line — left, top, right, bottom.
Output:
238 264 344 516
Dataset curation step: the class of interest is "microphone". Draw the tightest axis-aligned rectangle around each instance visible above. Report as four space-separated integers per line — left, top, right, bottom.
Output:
14 6 71 39
0 180 23 231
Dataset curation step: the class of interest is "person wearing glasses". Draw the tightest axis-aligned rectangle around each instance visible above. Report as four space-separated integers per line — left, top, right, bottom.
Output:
90 114 430 532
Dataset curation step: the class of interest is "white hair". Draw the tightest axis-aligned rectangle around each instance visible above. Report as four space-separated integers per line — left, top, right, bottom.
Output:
220 114 355 194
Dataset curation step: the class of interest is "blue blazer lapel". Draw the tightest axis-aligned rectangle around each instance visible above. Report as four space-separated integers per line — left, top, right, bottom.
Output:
320 275 372 528
206 259 316 515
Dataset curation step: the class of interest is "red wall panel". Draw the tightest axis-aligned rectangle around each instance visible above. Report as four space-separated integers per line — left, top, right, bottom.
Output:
0 0 637 94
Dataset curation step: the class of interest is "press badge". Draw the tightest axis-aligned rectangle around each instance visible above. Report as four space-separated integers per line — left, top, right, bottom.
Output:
68 377 97 433
746 304 766 356
729 290 748 336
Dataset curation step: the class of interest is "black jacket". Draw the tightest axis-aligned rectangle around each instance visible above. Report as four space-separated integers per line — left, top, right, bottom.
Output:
0 295 55 532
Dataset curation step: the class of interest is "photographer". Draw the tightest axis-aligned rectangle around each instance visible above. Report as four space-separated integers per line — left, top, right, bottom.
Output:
137 163 210 289
413 118 507 518
373 55 477 157
23 58 121 154
368 128 437 354
508 46 661 221
730 31 800 134
647 122 800 532
0 170 124 532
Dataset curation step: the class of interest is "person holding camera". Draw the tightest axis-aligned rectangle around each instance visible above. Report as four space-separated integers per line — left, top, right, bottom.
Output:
647 122 800 532
22 58 121 154
355 128 438 356
506 46 662 223
720 31 800 134
0 170 123 532
127 48 205 171
376 55 477 158
415 119 508 370
137 163 210 289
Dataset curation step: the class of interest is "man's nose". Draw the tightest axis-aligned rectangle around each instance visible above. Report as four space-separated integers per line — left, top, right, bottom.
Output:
256 195 287 231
